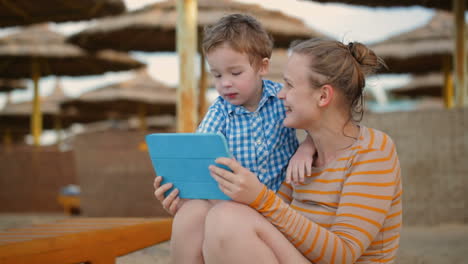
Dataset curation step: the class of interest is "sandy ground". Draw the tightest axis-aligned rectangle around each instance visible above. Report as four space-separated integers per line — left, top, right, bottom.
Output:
1 213 467 264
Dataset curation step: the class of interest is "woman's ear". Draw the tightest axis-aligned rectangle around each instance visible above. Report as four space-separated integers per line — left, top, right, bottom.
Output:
258 58 270 76
318 84 334 107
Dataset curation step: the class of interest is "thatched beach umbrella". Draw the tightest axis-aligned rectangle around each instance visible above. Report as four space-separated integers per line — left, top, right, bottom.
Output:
371 12 466 74
389 73 443 98
371 11 465 107
0 0 126 28
0 24 144 146
68 0 324 130
68 0 323 51
60 69 176 131
0 79 27 92
306 0 467 106
309 0 466 10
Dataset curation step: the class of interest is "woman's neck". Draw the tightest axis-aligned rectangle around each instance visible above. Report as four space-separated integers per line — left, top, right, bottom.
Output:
306 119 360 168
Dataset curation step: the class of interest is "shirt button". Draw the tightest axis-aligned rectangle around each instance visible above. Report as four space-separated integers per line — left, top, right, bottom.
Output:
256 139 262 145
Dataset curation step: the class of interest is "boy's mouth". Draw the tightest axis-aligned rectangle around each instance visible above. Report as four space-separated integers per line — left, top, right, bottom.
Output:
285 105 292 113
225 93 237 99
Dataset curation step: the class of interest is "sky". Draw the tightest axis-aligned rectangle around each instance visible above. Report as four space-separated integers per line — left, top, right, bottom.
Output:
0 0 456 109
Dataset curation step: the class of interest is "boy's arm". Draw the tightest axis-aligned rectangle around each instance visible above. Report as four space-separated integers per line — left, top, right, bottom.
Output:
286 133 316 184
196 99 226 134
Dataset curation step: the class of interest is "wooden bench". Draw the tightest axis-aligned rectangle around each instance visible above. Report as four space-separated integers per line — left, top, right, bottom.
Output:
0 217 172 264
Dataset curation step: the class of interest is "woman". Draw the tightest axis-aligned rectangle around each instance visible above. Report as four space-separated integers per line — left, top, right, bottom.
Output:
154 38 402 264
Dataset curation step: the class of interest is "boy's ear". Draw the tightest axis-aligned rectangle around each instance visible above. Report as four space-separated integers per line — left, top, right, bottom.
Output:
317 84 334 107
258 57 270 76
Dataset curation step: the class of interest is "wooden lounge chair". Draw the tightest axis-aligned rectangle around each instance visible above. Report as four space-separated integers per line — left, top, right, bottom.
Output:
0 217 172 264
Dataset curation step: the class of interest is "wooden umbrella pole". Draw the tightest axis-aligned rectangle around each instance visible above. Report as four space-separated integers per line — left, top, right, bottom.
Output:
443 56 454 109
176 0 198 132
31 59 42 146
454 0 466 107
3 128 12 152
198 54 209 122
54 115 62 145
138 103 148 132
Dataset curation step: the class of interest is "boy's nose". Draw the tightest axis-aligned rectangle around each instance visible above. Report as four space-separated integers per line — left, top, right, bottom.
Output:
221 77 232 87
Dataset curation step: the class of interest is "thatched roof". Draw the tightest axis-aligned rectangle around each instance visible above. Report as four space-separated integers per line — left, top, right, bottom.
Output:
371 11 467 74
308 0 467 10
389 72 443 98
0 0 126 28
60 69 176 118
0 24 144 78
68 0 325 52
0 79 104 130
0 78 27 92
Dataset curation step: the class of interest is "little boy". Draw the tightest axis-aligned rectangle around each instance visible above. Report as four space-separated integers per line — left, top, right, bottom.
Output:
198 13 314 190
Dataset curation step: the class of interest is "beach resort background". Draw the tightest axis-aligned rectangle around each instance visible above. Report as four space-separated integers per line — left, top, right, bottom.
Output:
1 0 465 145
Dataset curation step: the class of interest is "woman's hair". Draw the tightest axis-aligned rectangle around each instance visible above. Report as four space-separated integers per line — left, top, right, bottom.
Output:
202 13 273 68
290 38 385 122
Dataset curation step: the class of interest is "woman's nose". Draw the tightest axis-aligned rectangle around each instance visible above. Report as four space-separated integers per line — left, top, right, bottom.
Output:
277 87 286 99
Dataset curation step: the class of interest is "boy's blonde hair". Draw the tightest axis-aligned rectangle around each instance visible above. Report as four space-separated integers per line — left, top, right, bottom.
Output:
202 13 273 68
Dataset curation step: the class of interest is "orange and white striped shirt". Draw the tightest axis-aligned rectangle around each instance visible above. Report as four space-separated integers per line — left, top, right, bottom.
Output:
250 126 402 263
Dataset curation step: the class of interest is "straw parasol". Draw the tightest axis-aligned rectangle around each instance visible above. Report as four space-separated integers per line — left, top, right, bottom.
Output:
304 0 467 107
68 0 324 51
0 0 126 28
60 69 176 131
0 24 144 146
68 0 324 130
308 0 467 10
0 78 27 92
389 73 443 98
371 12 466 74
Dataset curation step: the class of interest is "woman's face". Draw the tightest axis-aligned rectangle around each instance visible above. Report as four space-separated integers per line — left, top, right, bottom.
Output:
278 53 322 129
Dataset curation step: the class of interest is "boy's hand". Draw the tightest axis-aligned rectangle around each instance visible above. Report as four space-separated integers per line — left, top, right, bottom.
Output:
286 148 313 185
153 176 186 215
286 134 316 185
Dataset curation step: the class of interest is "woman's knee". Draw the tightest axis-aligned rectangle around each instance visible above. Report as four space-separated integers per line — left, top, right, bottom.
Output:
173 199 212 233
204 201 256 239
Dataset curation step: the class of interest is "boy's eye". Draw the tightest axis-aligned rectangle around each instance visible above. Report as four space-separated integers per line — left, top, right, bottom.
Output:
212 73 221 78
232 72 242 76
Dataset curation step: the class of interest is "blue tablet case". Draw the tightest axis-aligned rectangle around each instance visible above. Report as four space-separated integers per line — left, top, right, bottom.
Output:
145 133 232 200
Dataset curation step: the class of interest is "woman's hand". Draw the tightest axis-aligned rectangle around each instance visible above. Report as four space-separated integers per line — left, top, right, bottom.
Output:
153 176 185 215
209 157 265 205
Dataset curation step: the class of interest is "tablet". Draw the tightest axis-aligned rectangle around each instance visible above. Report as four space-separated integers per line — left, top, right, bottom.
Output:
145 133 232 200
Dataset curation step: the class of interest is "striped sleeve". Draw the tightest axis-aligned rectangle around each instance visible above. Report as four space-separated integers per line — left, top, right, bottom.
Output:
250 140 400 263
196 98 226 134
277 182 293 203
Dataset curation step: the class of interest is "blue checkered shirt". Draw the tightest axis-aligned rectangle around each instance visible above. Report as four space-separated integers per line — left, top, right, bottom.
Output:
197 80 299 192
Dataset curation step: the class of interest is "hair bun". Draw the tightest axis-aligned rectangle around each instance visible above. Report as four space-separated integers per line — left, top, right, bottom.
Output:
347 41 385 75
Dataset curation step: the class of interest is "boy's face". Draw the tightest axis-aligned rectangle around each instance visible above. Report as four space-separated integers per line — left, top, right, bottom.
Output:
206 43 268 112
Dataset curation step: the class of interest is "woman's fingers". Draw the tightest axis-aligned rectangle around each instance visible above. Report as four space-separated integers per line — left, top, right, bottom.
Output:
168 197 180 215
210 166 233 192
154 182 173 201
215 157 243 173
161 188 179 213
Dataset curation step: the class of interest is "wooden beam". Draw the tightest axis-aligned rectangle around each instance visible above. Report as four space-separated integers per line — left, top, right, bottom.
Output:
453 0 466 107
443 56 454 108
198 54 209 122
31 59 42 146
176 0 198 132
